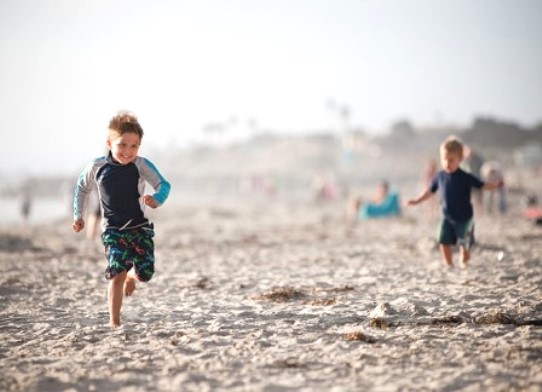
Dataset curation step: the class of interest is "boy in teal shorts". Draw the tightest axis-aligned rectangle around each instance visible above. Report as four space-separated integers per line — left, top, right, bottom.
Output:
72 111 171 329
407 136 503 268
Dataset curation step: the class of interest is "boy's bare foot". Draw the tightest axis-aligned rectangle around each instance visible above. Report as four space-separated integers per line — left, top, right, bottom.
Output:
441 258 454 268
110 320 121 329
460 249 470 269
124 275 136 296
439 245 453 269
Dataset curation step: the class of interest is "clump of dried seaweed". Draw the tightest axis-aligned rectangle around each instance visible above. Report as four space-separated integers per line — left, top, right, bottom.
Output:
255 286 306 303
474 309 516 325
303 298 337 306
344 331 376 343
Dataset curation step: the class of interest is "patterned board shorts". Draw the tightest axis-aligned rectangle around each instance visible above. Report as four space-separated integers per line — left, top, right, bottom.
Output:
102 225 155 282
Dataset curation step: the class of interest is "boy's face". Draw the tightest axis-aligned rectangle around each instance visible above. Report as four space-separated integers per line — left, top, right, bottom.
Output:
107 131 141 165
440 149 462 173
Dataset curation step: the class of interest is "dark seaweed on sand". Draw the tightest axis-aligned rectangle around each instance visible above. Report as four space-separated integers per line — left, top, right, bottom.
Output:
255 286 306 302
344 331 376 343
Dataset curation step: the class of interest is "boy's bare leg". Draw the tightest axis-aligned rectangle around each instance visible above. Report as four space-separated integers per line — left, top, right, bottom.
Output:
124 269 137 296
460 247 470 268
439 244 454 267
108 270 127 329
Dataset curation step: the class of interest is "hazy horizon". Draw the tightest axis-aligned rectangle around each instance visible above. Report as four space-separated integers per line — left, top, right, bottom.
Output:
1 0 541 176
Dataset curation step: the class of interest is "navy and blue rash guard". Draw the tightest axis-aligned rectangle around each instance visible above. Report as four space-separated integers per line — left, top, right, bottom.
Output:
430 168 484 223
73 153 171 231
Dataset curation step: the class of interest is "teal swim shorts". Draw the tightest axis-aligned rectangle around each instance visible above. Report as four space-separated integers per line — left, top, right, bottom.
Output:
437 218 475 250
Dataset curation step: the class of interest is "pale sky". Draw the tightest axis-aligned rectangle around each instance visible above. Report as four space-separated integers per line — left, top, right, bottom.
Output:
1 0 541 175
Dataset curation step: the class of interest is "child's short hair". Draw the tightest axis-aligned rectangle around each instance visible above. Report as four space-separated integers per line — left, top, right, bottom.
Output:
108 111 144 139
440 136 463 158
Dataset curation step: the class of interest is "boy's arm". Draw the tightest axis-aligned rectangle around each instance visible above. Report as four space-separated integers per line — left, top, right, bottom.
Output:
406 189 433 206
72 163 95 232
468 171 502 191
482 179 504 191
139 158 171 208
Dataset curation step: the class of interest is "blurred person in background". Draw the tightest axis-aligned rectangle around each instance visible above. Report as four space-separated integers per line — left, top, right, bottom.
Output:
86 190 102 241
347 179 400 223
481 160 506 214
463 146 485 213
421 158 439 219
312 170 338 202
20 189 32 223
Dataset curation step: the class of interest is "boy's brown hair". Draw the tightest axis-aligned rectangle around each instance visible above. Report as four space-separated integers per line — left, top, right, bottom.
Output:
108 111 144 139
440 136 463 158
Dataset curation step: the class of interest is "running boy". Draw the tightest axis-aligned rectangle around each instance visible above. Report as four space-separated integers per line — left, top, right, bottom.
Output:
406 136 503 268
72 111 171 329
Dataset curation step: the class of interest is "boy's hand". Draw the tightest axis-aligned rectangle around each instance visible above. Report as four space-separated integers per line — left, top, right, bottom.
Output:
405 199 417 207
72 219 85 233
144 195 159 209
484 179 505 191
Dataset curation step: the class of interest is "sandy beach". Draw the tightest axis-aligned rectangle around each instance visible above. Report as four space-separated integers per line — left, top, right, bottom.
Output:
2 0 542 388
1 191 541 392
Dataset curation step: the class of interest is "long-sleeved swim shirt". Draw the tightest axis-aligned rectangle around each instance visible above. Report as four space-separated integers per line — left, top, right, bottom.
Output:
73 153 171 231
430 168 483 223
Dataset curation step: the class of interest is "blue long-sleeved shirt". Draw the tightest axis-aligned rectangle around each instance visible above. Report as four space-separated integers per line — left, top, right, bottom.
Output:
73 153 171 231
